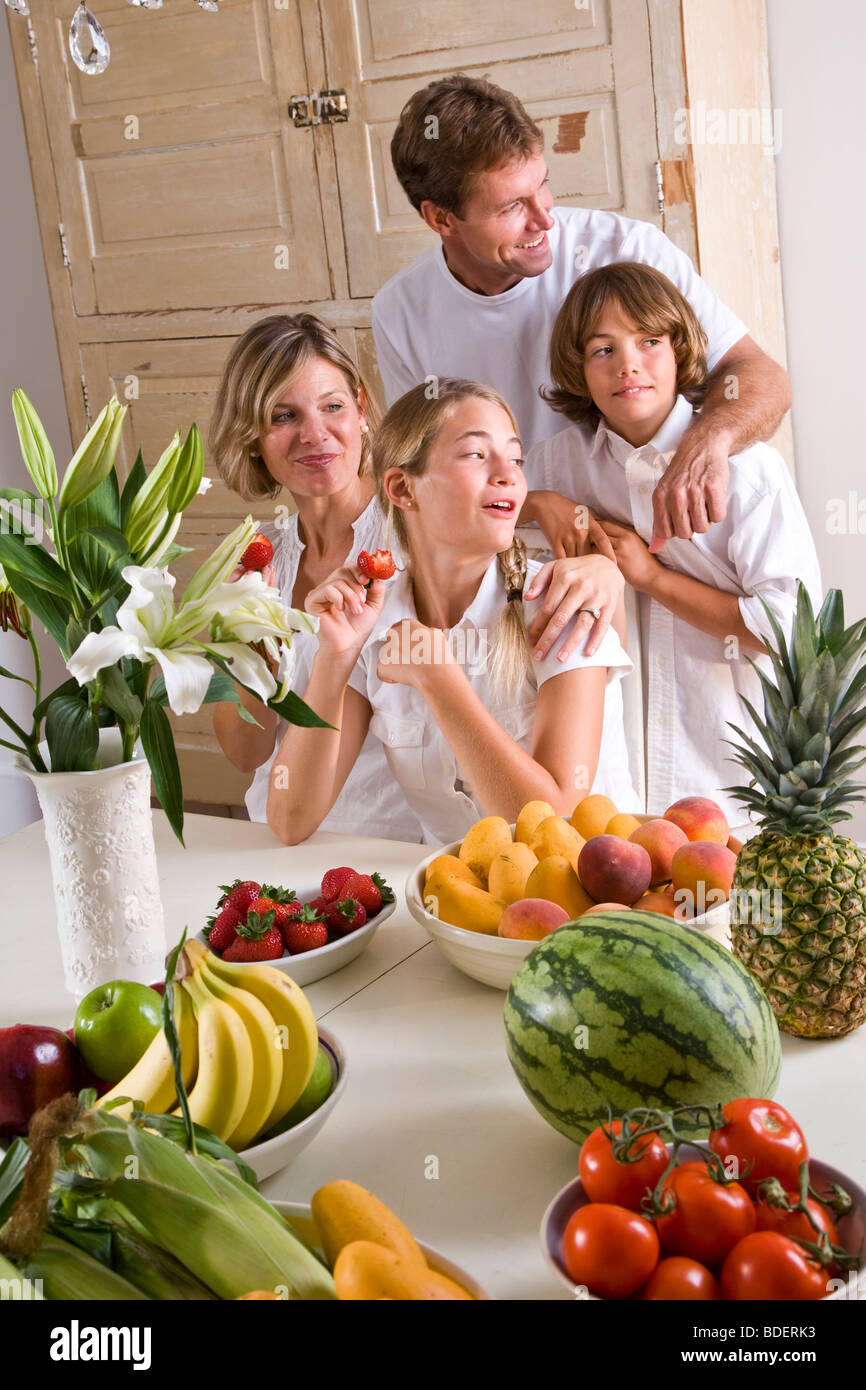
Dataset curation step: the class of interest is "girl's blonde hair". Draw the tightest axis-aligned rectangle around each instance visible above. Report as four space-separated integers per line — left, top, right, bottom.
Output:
542 261 709 427
371 379 532 697
209 313 380 500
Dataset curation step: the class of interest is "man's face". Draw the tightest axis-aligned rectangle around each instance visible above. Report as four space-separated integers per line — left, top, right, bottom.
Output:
433 151 556 292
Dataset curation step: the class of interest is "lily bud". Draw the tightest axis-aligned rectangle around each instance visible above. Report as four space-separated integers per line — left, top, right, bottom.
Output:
12 389 58 501
57 397 127 514
182 516 257 605
164 424 204 515
123 431 182 557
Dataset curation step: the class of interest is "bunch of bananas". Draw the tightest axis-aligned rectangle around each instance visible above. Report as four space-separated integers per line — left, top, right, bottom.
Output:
96 937 319 1151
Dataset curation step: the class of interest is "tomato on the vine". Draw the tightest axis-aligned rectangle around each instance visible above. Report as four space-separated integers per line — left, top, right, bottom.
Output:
578 1121 669 1210
755 1193 839 1249
709 1099 808 1192
721 1232 828 1301
643 1255 721 1301
656 1161 756 1268
561 1203 659 1299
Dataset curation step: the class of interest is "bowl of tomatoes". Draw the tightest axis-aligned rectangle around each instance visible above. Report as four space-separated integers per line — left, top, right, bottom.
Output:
540 1099 866 1301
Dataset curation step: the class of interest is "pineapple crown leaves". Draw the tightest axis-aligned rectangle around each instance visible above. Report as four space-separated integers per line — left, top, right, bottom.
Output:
235 909 277 940
727 582 866 833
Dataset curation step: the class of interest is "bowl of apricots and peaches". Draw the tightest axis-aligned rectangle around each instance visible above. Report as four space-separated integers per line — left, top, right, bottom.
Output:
404 795 743 989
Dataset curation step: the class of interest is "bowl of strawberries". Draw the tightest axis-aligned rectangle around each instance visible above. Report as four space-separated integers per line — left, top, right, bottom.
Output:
194 865 397 986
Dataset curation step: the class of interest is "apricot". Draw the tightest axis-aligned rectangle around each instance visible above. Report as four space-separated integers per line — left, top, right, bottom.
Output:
629 819 688 886
525 856 594 918
577 834 652 906
636 889 679 919
530 816 585 870
571 794 619 841
424 854 482 891
488 843 539 905
515 799 556 846
606 813 642 839
498 897 571 940
663 797 729 845
580 902 630 914
670 841 737 917
458 816 513 886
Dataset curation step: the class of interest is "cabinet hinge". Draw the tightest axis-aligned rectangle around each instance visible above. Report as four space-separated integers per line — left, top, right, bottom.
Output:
80 375 91 425
58 223 71 271
288 90 349 127
25 16 38 68
655 160 665 216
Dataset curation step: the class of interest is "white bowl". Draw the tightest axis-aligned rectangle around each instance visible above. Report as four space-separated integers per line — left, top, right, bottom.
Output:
195 893 396 987
271 1200 492 1299
540 1149 866 1301
238 1026 346 1181
405 837 731 991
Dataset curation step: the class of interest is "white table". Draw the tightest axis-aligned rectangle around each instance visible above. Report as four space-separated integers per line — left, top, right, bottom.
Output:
3 811 865 1301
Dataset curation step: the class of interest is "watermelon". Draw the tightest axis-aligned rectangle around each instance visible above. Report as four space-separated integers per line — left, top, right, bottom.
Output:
504 911 781 1145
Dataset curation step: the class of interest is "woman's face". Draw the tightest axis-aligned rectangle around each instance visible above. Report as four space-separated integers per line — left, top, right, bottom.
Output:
400 397 527 555
256 356 366 498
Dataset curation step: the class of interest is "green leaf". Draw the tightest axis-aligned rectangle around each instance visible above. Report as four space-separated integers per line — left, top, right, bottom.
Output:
120 450 147 529
0 574 69 653
99 664 143 726
45 693 98 772
33 676 80 723
268 688 335 729
65 472 123 602
0 486 42 541
148 671 168 706
0 533 71 599
87 525 131 562
155 543 193 568
0 662 34 687
0 1137 29 1224
817 588 845 652
140 699 184 844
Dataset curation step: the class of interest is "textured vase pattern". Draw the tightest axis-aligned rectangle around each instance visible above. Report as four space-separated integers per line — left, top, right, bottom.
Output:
27 755 167 1000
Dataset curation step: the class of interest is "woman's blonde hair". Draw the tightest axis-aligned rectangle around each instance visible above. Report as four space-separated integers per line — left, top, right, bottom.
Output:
371 379 532 697
209 313 380 500
542 262 709 427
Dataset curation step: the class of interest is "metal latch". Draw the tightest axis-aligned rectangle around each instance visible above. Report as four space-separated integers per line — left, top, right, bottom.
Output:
288 90 349 127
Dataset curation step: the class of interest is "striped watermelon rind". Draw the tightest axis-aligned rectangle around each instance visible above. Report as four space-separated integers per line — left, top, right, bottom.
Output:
504 910 782 1146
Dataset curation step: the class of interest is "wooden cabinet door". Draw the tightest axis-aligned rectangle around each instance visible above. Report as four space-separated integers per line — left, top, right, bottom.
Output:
320 0 662 295
32 0 330 315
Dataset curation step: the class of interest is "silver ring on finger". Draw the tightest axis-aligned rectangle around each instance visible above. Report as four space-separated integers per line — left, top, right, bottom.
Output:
580 606 601 621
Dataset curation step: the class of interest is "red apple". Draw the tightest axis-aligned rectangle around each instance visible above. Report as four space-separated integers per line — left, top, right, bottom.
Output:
0 1025 81 1138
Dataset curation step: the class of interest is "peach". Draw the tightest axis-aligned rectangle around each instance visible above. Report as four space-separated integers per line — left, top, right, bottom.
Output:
671 841 737 917
525 856 595 919
515 800 556 846
580 902 631 915
636 889 679 919
605 812 643 839
663 796 729 845
571 794 619 841
629 818 688 886
498 897 571 940
727 835 744 855
577 834 652 906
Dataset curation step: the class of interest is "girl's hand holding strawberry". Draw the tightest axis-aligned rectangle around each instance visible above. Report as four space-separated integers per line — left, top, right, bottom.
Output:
305 563 387 660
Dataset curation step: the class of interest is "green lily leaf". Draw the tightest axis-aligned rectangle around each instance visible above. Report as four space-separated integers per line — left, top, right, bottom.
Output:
269 688 335 729
33 676 80 723
99 664 143 727
45 693 98 772
140 699 184 844
0 533 71 599
120 450 147 528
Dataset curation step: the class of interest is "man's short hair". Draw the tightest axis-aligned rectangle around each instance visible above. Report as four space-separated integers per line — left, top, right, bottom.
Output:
391 74 543 219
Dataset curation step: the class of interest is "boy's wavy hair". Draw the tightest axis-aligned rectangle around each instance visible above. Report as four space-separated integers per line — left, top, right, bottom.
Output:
371 379 532 698
542 262 709 427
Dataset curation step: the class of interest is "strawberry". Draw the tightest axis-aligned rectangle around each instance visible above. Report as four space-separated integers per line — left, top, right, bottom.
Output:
240 533 274 572
222 910 284 962
325 897 367 938
204 902 242 954
306 895 330 918
284 917 329 955
357 549 396 586
320 865 358 902
247 895 279 918
340 872 394 916
217 879 261 920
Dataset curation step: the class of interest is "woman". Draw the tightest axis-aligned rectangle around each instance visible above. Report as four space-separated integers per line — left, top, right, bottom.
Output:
266 379 636 846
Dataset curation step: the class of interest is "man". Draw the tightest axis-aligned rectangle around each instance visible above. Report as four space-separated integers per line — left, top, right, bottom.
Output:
372 74 791 553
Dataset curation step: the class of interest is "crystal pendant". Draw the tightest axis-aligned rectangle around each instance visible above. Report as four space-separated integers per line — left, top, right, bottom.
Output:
196 0 219 10
69 4 110 76
5 0 31 15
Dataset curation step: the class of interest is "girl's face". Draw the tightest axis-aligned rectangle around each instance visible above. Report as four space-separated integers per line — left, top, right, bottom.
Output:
396 397 527 555
256 356 366 498
582 300 679 446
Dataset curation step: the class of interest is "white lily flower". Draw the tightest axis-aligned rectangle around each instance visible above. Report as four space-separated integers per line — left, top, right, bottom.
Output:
198 476 213 495
201 642 276 703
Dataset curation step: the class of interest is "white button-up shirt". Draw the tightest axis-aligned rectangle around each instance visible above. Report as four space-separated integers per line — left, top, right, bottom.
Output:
347 556 637 845
524 396 823 823
244 497 424 841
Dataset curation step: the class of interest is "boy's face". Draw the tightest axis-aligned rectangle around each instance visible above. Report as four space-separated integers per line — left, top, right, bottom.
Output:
430 152 556 293
582 301 679 447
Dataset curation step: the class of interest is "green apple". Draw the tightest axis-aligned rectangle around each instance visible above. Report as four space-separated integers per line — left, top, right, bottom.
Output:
74 980 163 1084
259 1047 333 1142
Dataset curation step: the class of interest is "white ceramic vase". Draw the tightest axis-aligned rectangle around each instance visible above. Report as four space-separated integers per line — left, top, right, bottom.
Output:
18 728 167 1002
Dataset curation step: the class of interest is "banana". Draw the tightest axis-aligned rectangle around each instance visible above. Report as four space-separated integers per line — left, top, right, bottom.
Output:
177 971 254 1143
96 984 198 1118
197 957 283 1151
205 951 319 1132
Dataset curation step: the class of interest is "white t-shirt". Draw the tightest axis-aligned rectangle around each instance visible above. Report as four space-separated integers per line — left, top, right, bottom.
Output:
244 497 424 841
346 555 637 844
371 206 748 449
524 396 823 823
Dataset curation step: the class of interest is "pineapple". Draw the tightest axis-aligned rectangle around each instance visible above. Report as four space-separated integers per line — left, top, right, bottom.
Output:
726 583 866 1038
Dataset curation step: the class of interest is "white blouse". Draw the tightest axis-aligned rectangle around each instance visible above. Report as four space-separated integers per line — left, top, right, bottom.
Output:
244 496 424 841
347 556 637 845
